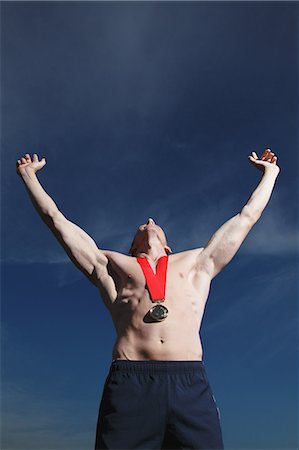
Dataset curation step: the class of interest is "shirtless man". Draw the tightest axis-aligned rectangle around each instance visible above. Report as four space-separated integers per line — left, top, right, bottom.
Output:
16 149 280 449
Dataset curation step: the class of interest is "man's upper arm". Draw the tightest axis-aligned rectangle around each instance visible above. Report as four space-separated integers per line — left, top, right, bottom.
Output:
198 207 256 279
47 211 109 285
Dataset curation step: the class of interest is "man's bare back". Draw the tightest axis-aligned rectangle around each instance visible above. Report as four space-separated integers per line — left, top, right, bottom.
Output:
99 248 209 361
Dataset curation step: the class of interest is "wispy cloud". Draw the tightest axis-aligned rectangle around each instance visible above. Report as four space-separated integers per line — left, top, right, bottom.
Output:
239 197 298 256
203 263 298 363
2 381 93 450
182 188 298 256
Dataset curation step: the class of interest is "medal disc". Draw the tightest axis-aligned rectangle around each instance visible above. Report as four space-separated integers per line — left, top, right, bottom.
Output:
149 304 168 321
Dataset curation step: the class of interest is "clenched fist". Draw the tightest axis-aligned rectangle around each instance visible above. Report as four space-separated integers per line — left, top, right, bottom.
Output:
16 153 46 177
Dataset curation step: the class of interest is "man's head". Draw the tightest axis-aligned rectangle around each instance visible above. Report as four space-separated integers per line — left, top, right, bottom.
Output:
129 218 172 256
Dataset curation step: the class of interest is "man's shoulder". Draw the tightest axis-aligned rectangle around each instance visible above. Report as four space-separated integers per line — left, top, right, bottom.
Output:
170 248 212 277
170 247 204 261
102 249 135 266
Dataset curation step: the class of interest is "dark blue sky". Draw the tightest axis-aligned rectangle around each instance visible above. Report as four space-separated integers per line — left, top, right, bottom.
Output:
1 2 298 449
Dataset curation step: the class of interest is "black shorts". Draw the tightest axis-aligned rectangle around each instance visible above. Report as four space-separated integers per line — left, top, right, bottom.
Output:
95 360 224 450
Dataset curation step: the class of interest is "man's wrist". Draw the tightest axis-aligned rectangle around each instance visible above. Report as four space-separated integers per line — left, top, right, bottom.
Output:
20 168 38 183
263 166 280 178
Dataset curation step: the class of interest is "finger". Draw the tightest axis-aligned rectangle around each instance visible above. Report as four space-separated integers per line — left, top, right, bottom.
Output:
248 155 262 164
267 150 275 161
261 149 270 157
261 154 271 161
33 153 39 162
252 151 259 159
16 160 21 165
21 157 27 163
261 149 271 159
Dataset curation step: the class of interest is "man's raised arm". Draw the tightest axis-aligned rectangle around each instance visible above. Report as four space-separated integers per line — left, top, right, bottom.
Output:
197 149 280 279
16 153 110 287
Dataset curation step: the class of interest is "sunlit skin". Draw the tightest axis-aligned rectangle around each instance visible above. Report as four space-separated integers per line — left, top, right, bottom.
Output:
16 149 280 360
129 218 172 259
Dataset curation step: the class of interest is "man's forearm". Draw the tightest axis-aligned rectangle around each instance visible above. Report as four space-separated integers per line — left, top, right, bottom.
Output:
20 169 60 222
242 168 279 221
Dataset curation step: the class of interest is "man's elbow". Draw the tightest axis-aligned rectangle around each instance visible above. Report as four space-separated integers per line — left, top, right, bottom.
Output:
240 205 261 224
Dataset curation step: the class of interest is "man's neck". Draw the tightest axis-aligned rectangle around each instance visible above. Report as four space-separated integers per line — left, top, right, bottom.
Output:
135 241 167 263
136 249 167 262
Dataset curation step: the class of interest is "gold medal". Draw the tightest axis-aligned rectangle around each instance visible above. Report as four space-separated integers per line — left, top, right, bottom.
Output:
149 302 168 322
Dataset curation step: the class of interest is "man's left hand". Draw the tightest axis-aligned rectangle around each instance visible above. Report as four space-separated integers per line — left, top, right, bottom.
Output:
248 148 280 174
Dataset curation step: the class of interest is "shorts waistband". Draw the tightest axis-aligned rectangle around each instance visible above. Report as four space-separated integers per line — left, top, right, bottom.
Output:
110 359 205 374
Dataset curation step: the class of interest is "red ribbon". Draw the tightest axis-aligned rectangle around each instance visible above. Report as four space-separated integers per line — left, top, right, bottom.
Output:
136 256 168 301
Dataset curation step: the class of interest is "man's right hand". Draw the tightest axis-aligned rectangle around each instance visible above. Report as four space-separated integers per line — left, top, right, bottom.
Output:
16 153 46 177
